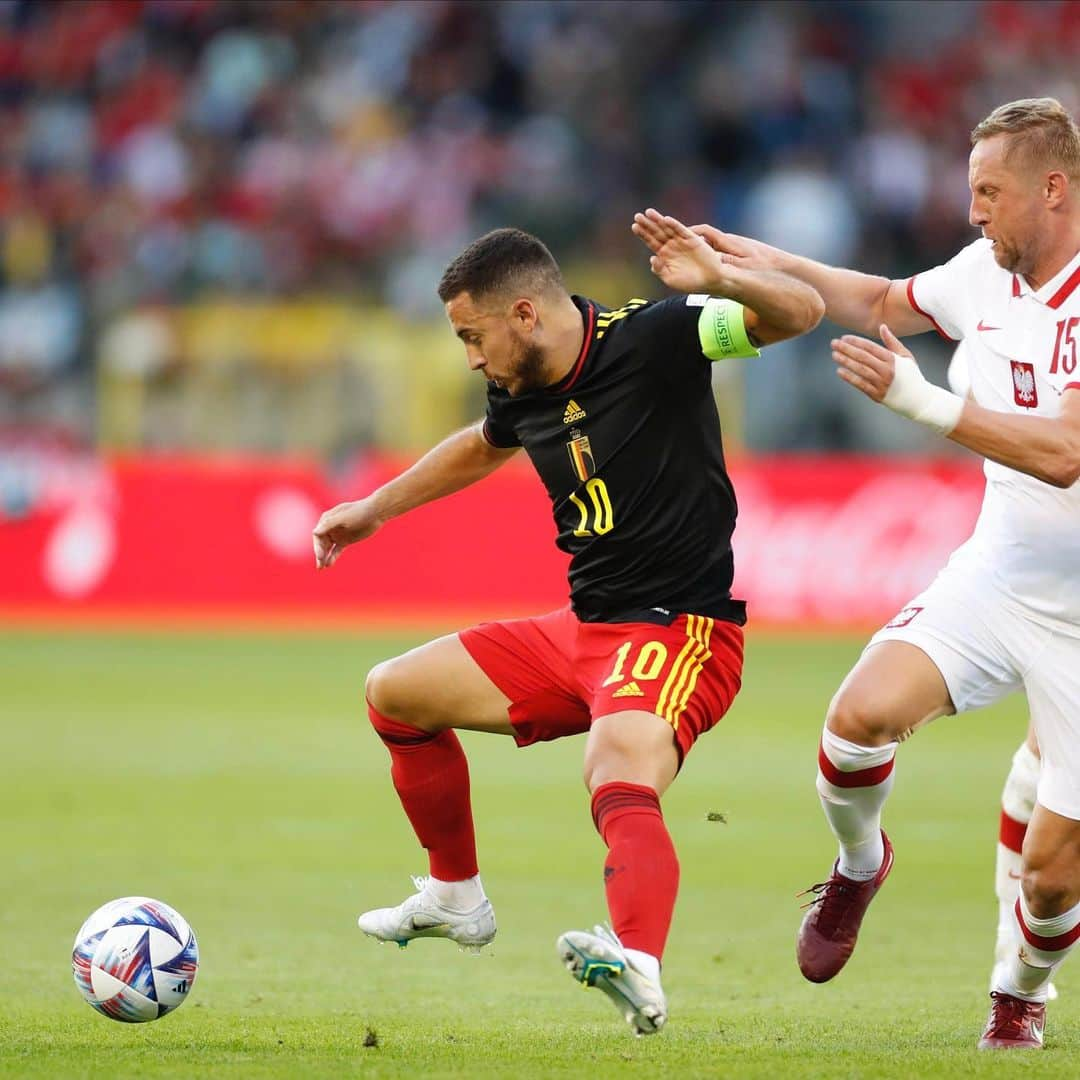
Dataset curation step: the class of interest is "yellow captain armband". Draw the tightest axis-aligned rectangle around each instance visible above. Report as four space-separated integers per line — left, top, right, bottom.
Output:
696 297 760 360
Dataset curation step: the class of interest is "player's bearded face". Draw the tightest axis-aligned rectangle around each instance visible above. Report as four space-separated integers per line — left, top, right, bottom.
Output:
968 137 1042 276
446 291 546 396
502 326 546 396
984 194 1037 274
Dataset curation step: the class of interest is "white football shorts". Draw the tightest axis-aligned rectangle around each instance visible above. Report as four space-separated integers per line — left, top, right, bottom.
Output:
868 557 1080 820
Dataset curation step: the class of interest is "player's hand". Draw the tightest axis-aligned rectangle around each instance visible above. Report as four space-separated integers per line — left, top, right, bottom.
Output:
689 224 782 272
312 497 383 569
833 325 964 435
632 208 729 293
831 324 911 402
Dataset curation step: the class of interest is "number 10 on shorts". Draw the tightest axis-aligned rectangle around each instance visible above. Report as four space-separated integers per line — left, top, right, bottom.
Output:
603 640 670 686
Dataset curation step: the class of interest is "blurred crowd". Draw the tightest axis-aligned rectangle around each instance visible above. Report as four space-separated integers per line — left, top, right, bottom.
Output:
1 0 1078 452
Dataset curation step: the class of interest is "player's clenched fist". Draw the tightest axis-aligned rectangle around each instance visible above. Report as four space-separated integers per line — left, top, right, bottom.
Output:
312 497 382 569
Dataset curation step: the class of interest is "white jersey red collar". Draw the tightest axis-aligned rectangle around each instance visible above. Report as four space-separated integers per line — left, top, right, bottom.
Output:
1011 247 1080 307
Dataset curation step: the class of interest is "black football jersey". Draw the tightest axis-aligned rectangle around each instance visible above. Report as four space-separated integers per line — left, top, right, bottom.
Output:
482 295 746 626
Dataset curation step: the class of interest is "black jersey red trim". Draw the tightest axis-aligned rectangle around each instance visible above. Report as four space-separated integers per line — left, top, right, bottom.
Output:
548 301 596 395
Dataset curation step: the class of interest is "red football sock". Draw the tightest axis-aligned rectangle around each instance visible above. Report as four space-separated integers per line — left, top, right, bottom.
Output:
368 704 478 881
591 781 679 960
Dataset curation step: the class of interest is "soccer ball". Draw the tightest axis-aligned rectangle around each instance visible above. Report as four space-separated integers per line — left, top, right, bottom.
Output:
72 896 199 1022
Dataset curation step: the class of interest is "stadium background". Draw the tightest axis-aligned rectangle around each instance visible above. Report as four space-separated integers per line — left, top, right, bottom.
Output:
2 2 1077 1076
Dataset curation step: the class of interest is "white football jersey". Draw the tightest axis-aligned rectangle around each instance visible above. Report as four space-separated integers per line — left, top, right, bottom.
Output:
908 238 1080 626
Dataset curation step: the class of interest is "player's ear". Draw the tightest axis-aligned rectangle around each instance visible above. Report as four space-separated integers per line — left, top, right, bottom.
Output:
511 297 539 331
1045 169 1068 209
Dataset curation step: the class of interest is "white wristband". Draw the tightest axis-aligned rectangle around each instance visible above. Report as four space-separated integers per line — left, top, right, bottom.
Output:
882 353 964 436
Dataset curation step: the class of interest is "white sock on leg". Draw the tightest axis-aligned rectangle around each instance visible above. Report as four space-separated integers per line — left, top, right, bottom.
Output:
997 895 1080 1003
624 948 661 984
428 874 486 912
994 742 1038 965
816 727 897 881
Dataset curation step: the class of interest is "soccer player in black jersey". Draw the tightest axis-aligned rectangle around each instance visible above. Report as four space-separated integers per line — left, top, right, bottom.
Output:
312 215 823 1035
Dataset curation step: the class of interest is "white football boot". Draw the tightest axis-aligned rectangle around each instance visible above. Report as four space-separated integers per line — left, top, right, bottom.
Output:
557 924 667 1036
357 876 496 953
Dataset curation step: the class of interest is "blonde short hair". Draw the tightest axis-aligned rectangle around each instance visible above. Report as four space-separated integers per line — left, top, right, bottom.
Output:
971 97 1080 180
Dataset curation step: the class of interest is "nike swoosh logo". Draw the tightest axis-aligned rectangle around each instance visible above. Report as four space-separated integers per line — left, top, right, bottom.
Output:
408 914 449 931
1007 870 1022 880
977 320 1001 331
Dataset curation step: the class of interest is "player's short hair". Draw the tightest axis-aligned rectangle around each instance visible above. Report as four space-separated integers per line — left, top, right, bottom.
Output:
437 228 565 305
971 97 1080 180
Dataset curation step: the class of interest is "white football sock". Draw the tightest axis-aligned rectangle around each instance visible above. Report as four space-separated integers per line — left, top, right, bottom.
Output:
427 874 486 912
994 742 1039 954
998 895 1080 1003
817 727 897 881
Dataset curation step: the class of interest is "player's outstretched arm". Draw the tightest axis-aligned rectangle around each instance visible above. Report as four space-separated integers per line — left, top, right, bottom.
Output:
834 326 1080 488
312 423 519 568
687 221 930 340
633 209 823 343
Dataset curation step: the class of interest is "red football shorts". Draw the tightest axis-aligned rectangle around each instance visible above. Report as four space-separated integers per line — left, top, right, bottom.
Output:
459 606 744 763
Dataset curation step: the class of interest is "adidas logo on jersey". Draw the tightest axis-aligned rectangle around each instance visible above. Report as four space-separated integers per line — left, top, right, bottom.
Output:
612 681 645 698
563 399 586 424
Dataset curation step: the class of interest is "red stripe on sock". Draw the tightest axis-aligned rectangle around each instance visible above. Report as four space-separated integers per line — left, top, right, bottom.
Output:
369 703 478 881
999 811 1028 855
1015 899 1080 952
818 742 895 788
591 788 659 831
591 782 678 960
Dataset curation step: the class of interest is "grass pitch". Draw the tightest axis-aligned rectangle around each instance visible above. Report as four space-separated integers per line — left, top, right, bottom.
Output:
1 625 1074 1078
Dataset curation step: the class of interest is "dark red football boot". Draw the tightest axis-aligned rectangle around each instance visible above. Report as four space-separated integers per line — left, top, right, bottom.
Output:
796 830 894 983
978 992 1045 1050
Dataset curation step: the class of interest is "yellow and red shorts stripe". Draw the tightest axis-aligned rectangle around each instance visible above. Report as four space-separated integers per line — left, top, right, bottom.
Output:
459 607 744 764
655 614 714 730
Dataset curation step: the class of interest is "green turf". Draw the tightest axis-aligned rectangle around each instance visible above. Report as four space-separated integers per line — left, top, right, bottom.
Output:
0 627 1072 1078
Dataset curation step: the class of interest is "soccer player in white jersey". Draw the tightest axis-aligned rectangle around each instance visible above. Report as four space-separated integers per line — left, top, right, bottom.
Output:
640 97 1080 1049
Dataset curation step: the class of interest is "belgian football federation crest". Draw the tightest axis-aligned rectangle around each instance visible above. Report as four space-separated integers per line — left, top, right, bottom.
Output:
566 430 595 482
1011 361 1038 408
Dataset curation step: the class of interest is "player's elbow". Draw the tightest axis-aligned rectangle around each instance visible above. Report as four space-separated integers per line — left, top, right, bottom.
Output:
1043 440 1080 488
780 287 825 338
1046 459 1080 488
1054 466 1080 489
803 288 826 333
756 288 825 345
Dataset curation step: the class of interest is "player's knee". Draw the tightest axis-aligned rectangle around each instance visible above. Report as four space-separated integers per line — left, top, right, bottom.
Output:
583 752 631 792
365 657 413 723
583 726 677 794
1021 865 1074 919
825 686 896 746
582 759 597 792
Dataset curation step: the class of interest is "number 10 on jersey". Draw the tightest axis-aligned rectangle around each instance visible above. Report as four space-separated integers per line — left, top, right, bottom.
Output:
569 478 614 537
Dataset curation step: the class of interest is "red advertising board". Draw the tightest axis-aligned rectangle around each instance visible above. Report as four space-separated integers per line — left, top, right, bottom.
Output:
0 451 984 629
